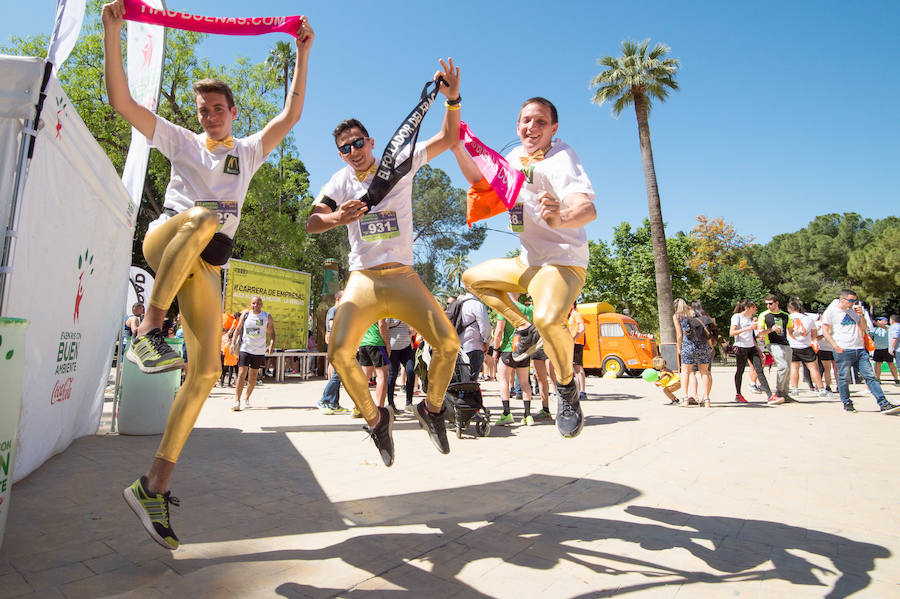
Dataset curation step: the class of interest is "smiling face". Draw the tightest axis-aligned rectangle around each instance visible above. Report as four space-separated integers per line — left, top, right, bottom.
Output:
517 102 558 155
250 296 263 313
335 126 376 172
196 91 236 141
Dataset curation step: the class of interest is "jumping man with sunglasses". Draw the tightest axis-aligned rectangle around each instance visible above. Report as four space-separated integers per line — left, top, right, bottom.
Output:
306 59 462 466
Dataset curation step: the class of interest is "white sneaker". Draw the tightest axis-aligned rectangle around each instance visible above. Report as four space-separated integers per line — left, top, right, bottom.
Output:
231 400 241 412
789 387 799 396
244 400 251 410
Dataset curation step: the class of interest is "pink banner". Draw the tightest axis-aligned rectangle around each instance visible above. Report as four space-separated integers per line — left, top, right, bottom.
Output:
123 0 304 38
459 122 523 209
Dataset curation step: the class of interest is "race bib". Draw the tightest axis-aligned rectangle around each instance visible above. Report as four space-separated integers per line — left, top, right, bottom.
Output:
509 203 524 233
359 210 400 241
196 200 239 232
246 317 264 338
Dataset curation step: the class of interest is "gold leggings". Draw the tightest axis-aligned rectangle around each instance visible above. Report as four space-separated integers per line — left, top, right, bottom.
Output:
462 257 585 385
143 207 222 463
330 266 459 422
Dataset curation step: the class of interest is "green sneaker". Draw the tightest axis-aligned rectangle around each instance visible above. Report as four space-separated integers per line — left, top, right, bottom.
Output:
122 476 180 550
126 328 184 374
532 409 553 423
332 406 350 414
495 412 515 426
352 407 363 418
524 414 535 426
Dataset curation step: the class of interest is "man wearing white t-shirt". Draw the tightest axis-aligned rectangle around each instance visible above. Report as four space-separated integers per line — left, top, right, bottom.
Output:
455 98 596 439
787 300 827 397
103 0 313 549
821 289 900 414
232 296 275 411
306 59 462 467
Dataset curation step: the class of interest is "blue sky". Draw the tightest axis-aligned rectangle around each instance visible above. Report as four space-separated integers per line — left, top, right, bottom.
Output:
4 1 899 267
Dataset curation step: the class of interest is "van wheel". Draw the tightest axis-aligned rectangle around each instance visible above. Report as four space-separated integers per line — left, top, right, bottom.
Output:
602 356 626 378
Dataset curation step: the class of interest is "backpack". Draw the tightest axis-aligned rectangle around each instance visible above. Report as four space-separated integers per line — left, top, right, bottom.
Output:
686 316 711 346
445 297 474 335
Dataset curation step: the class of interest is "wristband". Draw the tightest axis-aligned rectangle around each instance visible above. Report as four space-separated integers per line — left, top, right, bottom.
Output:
446 95 461 106
445 102 461 111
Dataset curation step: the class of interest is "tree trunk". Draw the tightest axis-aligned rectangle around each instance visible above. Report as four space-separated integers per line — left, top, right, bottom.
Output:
633 94 677 356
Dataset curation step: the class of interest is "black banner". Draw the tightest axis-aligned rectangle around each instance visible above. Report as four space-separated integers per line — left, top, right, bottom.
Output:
359 77 445 209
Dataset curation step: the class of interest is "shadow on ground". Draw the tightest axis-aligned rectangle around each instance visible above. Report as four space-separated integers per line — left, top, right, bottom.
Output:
1 425 888 598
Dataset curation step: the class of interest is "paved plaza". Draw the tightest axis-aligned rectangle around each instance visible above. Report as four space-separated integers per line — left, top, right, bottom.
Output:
1 366 899 598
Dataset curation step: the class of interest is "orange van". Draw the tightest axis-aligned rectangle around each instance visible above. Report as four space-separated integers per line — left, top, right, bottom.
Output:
577 302 657 377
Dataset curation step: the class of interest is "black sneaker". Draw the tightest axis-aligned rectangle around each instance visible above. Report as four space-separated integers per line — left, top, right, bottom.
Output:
556 379 583 438
843 402 857 413
879 403 900 415
414 401 450 454
122 476 180 550
511 324 543 362
126 328 184 374
364 407 395 467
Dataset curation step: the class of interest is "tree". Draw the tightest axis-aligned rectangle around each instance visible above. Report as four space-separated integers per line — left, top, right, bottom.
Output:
582 219 697 334
848 221 900 307
591 39 681 363
688 215 754 286
443 253 470 292
410 165 486 290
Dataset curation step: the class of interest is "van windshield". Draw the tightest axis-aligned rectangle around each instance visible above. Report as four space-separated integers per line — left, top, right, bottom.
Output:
624 322 643 338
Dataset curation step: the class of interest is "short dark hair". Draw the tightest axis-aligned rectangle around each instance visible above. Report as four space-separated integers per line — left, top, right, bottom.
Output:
765 293 779 304
839 289 857 299
333 118 369 142
131 302 143 312
519 97 558 124
788 299 803 313
193 78 235 109
891 315 900 323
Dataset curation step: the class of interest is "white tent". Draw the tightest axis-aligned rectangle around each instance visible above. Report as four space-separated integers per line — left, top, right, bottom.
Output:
0 55 134 482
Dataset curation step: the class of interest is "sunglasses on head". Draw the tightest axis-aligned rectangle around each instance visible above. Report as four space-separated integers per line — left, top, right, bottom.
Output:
338 137 367 155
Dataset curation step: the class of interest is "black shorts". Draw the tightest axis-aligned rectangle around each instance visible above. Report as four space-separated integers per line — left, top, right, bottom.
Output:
531 348 548 361
573 344 584 367
791 346 818 363
357 345 389 367
873 348 892 362
499 351 529 368
238 352 267 369
817 350 834 361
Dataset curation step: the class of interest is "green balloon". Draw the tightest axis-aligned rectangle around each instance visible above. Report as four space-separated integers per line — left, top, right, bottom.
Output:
642 368 659 383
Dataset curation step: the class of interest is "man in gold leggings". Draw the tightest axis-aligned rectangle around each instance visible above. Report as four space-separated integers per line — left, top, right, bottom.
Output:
102 0 313 549
451 97 596 438
306 59 462 467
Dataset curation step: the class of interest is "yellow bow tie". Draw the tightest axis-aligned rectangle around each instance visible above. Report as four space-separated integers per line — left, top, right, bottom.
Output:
355 162 378 182
519 147 549 167
205 135 234 152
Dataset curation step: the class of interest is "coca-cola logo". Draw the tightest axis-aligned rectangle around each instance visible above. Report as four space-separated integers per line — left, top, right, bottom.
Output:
51 377 73 405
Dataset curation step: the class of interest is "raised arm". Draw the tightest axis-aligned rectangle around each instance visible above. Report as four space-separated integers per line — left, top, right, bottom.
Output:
102 0 156 139
424 58 461 161
450 142 484 185
260 19 314 156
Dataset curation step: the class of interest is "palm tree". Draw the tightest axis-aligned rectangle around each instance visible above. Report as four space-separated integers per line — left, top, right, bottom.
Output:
591 39 680 365
266 41 295 212
443 253 470 291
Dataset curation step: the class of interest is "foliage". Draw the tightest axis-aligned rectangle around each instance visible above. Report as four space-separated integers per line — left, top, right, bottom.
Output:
590 39 680 117
848 221 900 307
697 266 767 338
443 253 470 293
410 165 486 290
582 219 698 334
688 215 754 285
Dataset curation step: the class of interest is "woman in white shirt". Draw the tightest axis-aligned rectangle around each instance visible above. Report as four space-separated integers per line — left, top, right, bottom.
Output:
730 299 772 402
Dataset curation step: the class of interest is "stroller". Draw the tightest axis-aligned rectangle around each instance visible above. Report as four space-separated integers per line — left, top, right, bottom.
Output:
414 342 491 439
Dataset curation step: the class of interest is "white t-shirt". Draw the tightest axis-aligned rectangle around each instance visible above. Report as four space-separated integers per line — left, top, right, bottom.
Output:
788 312 817 349
730 313 756 348
815 315 833 351
504 139 595 268
148 115 267 239
822 299 863 350
315 144 427 271
386 319 412 351
240 310 270 355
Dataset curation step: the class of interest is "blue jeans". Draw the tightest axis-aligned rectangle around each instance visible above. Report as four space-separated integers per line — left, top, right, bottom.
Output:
321 371 342 408
834 349 886 406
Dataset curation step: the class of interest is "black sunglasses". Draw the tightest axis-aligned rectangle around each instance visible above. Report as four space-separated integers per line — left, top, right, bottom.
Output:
338 137 367 155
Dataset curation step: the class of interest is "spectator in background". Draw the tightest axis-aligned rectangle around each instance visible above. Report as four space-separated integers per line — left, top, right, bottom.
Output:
691 300 718 404
889 315 900 380
455 290 492 380
318 292 348 414
815 312 838 393
386 318 415 413
124 302 144 338
758 294 793 405
821 289 900 414
872 316 900 384
357 320 391 415
730 298 772 403
787 299 827 398
568 303 587 401
674 298 711 408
